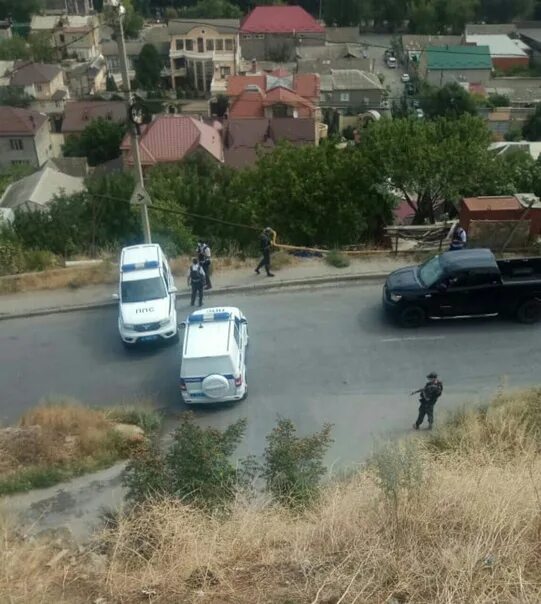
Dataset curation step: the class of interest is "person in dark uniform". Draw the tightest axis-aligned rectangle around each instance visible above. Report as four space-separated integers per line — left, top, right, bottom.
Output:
187 257 206 307
411 372 443 430
196 241 212 289
255 227 275 277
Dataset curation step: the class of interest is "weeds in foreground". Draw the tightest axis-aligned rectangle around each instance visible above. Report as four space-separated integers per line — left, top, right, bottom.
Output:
325 250 350 268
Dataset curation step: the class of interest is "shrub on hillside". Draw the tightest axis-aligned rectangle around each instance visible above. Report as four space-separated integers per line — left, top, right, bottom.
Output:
325 249 350 268
262 418 333 507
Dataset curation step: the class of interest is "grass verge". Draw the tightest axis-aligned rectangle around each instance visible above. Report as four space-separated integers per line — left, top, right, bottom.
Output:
2 389 541 603
325 249 351 268
0 399 160 496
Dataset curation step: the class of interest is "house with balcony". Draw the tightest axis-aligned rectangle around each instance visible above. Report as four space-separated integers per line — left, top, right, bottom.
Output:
226 69 320 119
10 62 70 116
168 19 240 95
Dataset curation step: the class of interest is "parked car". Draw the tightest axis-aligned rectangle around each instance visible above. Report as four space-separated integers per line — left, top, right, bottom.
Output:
401 73 410 83
386 56 397 68
382 249 541 327
115 244 178 347
179 306 248 404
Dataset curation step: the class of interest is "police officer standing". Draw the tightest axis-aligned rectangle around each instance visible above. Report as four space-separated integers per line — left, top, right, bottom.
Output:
187 257 206 307
255 227 275 277
196 240 212 290
411 372 443 430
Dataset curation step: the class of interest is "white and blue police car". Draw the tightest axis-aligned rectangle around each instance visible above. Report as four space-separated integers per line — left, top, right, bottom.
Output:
115 244 178 346
179 306 248 404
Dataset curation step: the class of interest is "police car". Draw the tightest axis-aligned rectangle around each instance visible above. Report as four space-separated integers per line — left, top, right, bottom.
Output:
179 306 248 404
115 244 178 346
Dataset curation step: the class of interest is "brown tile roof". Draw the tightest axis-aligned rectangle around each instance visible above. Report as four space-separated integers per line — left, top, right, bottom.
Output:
10 62 62 86
227 71 319 100
463 196 521 211
121 115 224 166
0 106 47 135
61 100 126 134
223 117 315 169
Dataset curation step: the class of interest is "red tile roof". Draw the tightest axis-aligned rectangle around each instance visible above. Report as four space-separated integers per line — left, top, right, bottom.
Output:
240 6 325 34
62 100 126 134
121 115 223 166
0 106 47 135
463 196 521 211
226 71 319 118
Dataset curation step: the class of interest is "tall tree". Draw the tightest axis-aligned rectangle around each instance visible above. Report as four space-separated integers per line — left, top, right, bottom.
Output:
28 32 55 63
135 43 162 90
0 35 30 60
0 0 41 22
360 115 492 223
421 82 478 120
63 117 127 166
523 103 541 141
179 0 242 17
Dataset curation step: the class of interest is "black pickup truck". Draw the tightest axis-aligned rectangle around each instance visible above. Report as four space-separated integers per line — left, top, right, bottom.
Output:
383 249 541 327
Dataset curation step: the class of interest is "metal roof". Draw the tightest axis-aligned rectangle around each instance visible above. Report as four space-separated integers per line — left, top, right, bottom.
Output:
426 45 492 70
465 34 528 58
240 6 325 34
320 69 382 91
463 195 521 211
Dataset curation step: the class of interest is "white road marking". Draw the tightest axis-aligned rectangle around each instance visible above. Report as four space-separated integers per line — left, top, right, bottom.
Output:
381 336 446 343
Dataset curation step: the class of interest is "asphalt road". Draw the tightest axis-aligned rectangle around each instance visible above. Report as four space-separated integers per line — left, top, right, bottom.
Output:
1 282 540 465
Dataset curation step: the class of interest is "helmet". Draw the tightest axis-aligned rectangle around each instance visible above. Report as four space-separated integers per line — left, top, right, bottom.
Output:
427 372 438 379
264 226 272 233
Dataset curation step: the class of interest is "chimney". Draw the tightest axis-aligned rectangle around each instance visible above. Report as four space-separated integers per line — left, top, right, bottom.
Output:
251 58 257 73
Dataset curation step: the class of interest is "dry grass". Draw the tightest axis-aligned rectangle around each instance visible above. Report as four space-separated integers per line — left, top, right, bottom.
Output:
0 262 116 295
2 390 541 603
0 399 150 495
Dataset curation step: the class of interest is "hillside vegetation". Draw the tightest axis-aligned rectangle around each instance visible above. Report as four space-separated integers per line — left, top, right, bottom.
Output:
2 388 541 603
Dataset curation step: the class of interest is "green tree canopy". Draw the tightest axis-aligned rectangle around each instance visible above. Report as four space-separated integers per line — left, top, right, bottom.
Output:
0 0 41 22
421 82 478 120
522 103 541 141
28 32 55 63
0 87 33 108
63 117 127 166
360 115 492 223
134 43 162 90
179 0 242 17
0 35 30 60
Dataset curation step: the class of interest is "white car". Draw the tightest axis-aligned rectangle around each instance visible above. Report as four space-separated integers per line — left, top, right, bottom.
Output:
180 306 248 404
415 108 425 119
386 56 397 68
401 73 410 83
115 244 178 347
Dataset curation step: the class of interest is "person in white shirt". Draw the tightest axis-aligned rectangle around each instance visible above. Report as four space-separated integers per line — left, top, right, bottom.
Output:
449 224 467 251
187 257 206 306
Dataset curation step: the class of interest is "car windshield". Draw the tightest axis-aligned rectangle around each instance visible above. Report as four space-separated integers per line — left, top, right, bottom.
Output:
418 255 445 288
121 277 166 303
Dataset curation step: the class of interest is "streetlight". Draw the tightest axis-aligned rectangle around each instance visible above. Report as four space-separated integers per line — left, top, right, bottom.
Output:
109 0 152 244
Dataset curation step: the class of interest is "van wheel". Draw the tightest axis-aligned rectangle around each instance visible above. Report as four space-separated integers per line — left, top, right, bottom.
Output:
516 299 541 324
399 305 426 328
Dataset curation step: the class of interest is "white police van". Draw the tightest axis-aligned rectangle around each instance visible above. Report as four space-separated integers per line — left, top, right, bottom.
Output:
115 244 178 346
180 306 248 404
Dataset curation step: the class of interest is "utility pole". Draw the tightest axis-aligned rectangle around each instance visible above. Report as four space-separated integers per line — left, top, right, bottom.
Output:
112 0 152 244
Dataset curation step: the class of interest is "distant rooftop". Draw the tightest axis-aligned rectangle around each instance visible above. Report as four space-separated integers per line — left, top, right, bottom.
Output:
465 34 528 58
426 45 492 70
240 6 324 34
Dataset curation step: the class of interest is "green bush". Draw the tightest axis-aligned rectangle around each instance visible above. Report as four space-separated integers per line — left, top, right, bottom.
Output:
325 250 350 268
22 249 58 272
124 413 248 508
262 418 333 507
105 405 162 434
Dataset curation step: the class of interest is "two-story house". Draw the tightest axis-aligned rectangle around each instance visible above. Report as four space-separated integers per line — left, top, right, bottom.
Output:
168 18 240 95
319 69 385 111
30 14 99 61
101 39 143 87
240 6 325 62
10 62 70 116
226 69 321 120
61 100 126 138
0 107 54 169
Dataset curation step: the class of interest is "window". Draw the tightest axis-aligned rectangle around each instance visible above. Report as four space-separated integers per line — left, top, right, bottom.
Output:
59 34 65 43
225 39 234 51
121 278 167 303
10 139 23 151
36 84 42 92
256 34 264 39
418 255 444 288
220 65 231 77
206 39 214 51
175 39 184 51
185 39 193 51
234 323 240 348
340 92 350 102
243 34 252 40
215 38 223 51
174 57 186 69
11 159 29 166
